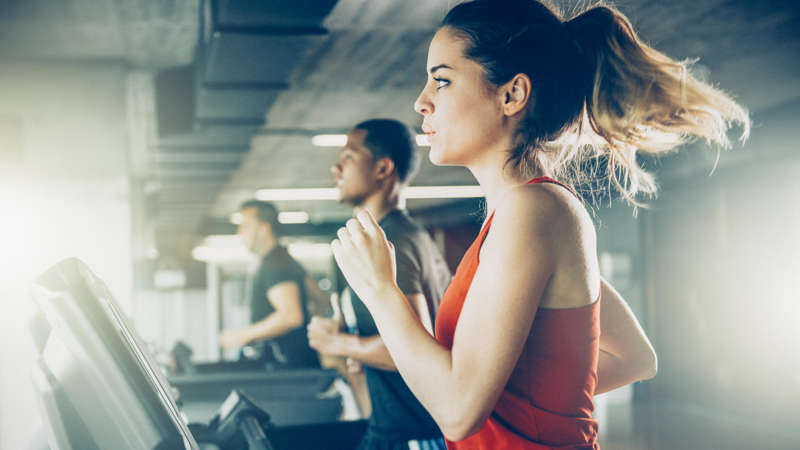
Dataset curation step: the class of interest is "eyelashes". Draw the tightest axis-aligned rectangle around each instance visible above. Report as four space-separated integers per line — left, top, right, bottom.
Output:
433 77 450 90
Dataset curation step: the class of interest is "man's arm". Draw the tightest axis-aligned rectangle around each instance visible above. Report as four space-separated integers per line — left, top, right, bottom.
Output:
220 281 305 349
308 292 433 371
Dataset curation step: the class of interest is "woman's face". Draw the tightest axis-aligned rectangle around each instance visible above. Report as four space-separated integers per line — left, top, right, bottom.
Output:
414 27 506 167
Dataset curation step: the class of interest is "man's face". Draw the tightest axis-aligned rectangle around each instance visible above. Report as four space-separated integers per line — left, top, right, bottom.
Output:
330 129 379 206
237 207 266 254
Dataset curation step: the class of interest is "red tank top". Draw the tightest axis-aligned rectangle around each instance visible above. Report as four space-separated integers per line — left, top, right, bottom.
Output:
434 177 601 450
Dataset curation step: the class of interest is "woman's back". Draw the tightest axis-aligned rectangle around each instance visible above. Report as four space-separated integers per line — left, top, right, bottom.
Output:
483 179 601 310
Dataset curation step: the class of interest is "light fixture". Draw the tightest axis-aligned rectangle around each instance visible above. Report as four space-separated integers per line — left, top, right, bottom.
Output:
191 234 251 263
311 134 347 147
231 210 311 225
404 185 483 199
203 234 242 247
153 269 186 289
146 247 160 260
255 188 340 201
278 211 310 224
311 134 431 147
253 185 482 201
287 242 332 260
191 246 251 263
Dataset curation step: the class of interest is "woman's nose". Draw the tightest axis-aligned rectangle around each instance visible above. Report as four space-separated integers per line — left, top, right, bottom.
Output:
414 89 432 116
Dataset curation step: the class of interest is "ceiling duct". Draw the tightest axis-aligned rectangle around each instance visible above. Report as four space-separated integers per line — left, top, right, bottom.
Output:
154 65 195 137
210 0 339 31
196 0 337 121
148 0 340 236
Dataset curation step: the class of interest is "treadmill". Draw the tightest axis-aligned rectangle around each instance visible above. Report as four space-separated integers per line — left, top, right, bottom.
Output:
163 293 341 426
27 258 365 450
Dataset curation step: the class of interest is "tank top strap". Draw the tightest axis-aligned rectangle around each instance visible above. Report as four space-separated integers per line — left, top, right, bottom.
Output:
476 211 495 251
526 176 579 199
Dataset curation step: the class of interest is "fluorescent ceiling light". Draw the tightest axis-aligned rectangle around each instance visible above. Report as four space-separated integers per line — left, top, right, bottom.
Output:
232 210 311 224
153 269 186 289
312 134 431 147
193 234 331 264
287 242 332 260
405 185 483 199
311 135 347 147
203 234 242 247
192 245 251 263
278 211 310 224
192 234 251 263
255 188 340 201
254 185 482 201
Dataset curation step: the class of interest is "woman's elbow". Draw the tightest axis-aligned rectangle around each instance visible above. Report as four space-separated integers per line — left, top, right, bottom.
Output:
439 410 488 442
639 346 658 380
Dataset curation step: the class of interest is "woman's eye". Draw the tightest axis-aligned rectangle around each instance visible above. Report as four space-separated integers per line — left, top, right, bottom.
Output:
434 77 449 89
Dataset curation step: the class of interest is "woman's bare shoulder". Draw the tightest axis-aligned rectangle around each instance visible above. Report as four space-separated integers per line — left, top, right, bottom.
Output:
497 182 588 237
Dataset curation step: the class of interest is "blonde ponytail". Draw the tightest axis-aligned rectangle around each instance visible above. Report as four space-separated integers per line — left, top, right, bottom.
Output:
566 3 750 203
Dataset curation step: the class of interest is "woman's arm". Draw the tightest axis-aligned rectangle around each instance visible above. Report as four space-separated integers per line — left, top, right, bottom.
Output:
595 278 658 394
332 190 560 441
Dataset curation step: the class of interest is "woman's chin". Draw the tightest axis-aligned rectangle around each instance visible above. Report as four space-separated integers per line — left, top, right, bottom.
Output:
428 145 449 166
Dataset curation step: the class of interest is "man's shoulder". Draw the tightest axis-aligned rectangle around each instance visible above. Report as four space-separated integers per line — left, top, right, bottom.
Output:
382 210 425 243
260 246 305 277
382 211 446 271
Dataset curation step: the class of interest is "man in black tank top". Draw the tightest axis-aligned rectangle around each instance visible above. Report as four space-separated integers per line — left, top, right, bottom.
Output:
219 200 319 368
308 119 451 449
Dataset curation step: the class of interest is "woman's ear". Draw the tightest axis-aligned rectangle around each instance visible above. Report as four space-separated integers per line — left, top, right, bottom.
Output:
499 73 533 117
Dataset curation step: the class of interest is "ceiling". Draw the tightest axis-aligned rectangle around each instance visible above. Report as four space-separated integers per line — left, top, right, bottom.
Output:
2 0 800 243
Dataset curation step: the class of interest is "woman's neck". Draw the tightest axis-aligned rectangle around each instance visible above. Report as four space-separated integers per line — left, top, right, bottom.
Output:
468 152 546 217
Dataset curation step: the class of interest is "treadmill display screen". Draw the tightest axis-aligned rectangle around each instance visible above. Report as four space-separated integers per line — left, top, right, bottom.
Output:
31 258 199 449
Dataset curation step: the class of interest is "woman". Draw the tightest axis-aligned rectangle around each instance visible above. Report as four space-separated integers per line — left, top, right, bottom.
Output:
331 0 749 448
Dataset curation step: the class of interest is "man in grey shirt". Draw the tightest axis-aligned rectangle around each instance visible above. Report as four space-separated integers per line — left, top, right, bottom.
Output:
307 119 451 450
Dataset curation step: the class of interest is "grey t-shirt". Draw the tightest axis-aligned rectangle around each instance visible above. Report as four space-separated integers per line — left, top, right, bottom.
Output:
349 209 452 441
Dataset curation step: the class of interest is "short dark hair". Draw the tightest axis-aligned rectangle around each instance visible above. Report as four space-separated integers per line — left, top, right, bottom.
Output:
354 118 420 184
239 200 280 234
